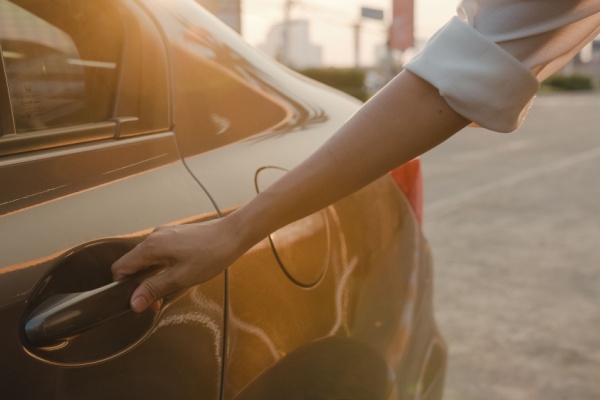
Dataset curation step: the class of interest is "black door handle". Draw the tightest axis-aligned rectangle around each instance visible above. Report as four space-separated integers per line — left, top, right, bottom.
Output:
25 266 164 346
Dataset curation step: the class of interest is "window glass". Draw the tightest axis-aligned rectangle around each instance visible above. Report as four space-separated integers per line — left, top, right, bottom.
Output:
0 0 122 132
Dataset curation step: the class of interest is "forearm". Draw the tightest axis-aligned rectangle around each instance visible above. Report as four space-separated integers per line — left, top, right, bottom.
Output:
114 3 600 313
226 71 470 249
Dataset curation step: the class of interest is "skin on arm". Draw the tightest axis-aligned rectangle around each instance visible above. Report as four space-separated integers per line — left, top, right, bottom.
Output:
111 70 470 313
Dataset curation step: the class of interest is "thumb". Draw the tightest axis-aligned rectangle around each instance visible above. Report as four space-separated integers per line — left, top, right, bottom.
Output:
130 270 176 313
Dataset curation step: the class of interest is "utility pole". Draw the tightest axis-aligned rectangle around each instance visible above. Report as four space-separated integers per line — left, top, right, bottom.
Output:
353 20 361 69
280 0 296 66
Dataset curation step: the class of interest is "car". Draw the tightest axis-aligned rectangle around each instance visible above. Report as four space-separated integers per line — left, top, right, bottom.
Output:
0 0 446 398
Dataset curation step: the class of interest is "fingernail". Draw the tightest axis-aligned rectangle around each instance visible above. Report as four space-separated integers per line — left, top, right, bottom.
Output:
132 297 147 312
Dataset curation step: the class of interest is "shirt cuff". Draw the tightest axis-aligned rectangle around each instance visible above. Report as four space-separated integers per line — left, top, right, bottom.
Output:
404 17 540 133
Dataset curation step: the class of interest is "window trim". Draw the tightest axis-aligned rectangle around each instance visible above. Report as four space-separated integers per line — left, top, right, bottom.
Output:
0 45 16 136
0 121 117 157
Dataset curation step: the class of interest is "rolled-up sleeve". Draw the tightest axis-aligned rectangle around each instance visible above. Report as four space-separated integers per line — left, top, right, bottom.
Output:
404 0 600 132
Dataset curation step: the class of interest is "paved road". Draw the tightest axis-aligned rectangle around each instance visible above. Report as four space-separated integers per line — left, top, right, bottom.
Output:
420 92 600 400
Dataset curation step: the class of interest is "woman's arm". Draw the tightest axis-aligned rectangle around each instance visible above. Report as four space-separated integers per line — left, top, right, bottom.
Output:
112 0 600 312
112 71 469 313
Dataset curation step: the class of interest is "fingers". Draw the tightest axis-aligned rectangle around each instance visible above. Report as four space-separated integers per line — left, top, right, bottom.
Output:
111 227 177 313
111 229 168 280
130 268 179 313
149 299 163 313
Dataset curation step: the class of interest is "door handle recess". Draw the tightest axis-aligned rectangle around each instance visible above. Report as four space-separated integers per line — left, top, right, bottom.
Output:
25 266 164 346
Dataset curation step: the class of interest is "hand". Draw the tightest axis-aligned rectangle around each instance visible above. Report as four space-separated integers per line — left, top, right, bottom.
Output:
112 219 243 313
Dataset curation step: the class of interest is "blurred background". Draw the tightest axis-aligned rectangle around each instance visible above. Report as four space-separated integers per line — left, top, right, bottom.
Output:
198 0 600 99
201 1 600 399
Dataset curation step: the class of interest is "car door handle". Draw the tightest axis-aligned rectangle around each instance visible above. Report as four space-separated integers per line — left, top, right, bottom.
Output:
24 266 164 346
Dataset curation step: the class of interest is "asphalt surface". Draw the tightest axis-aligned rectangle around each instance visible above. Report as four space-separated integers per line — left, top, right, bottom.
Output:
420 92 600 400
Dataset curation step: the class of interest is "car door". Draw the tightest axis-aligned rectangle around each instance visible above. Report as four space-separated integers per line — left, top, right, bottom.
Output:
140 2 436 399
0 1 224 399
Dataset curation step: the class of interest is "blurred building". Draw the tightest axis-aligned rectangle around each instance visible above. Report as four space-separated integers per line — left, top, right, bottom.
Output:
258 19 323 69
196 0 242 33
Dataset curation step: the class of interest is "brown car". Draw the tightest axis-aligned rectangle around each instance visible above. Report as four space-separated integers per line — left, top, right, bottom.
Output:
0 0 446 398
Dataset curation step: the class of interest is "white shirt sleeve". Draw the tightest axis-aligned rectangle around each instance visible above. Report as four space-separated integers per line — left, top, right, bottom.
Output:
404 0 600 132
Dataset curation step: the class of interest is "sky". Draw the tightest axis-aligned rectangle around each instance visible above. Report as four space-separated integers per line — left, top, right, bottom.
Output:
241 0 460 66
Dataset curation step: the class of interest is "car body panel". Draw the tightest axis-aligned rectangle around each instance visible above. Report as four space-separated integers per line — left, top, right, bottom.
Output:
0 0 446 399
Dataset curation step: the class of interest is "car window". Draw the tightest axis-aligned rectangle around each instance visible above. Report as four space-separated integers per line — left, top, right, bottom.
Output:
0 0 122 133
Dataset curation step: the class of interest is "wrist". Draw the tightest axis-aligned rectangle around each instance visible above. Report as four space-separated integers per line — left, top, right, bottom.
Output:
221 205 267 257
